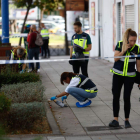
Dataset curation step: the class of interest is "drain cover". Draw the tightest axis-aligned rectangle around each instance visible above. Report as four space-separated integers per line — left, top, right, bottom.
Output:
85 126 123 131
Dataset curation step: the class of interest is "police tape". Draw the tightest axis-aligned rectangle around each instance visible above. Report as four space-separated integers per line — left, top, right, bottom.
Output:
1 27 103 39
0 54 140 65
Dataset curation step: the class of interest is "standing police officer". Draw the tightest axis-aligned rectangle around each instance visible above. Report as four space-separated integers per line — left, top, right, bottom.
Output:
109 28 140 128
41 23 50 58
70 21 92 77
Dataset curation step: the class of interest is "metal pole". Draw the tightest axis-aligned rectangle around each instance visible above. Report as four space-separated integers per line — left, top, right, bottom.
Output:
1 0 9 43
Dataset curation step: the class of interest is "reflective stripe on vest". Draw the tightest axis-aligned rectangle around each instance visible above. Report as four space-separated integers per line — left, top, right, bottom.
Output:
85 86 98 93
79 77 89 88
112 68 136 76
120 58 136 62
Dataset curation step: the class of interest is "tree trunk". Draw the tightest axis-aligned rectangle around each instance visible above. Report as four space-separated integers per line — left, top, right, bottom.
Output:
39 9 44 27
19 6 31 46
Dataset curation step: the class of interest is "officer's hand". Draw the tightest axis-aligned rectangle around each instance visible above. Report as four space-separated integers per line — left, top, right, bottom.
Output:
74 47 85 53
50 96 57 101
61 96 67 102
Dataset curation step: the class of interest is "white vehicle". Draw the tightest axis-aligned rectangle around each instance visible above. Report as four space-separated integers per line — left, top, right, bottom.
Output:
41 20 58 29
17 20 38 32
45 15 64 23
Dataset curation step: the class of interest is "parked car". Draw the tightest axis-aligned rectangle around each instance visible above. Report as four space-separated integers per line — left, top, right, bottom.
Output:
42 20 64 34
45 15 64 23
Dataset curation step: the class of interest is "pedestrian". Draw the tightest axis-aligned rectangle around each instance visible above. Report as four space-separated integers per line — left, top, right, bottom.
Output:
28 25 41 73
109 28 140 128
27 27 33 71
69 21 92 77
10 46 27 73
41 23 50 58
50 72 97 108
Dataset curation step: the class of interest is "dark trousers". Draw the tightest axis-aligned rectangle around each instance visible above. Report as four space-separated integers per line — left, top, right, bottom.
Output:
72 60 89 77
41 39 50 57
29 47 40 70
112 74 135 118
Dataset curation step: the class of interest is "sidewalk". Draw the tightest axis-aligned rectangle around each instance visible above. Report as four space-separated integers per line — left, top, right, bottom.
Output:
8 56 140 140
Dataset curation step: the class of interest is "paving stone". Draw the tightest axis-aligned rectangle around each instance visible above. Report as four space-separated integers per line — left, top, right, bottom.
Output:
66 136 92 140
91 135 119 140
47 137 65 140
116 134 140 140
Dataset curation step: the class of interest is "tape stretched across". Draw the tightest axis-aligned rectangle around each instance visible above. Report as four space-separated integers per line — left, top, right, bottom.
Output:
0 55 140 65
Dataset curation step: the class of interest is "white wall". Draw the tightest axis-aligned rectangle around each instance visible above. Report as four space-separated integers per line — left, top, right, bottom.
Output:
134 0 140 45
101 0 114 62
89 0 99 57
89 0 139 61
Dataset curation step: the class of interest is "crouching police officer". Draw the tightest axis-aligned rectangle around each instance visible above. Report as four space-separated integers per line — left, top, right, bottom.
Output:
11 46 27 73
69 21 92 77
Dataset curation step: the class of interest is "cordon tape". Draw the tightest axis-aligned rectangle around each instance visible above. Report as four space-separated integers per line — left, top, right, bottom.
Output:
0 55 140 65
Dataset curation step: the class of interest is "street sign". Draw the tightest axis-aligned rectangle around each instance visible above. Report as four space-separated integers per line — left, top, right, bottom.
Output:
66 0 85 11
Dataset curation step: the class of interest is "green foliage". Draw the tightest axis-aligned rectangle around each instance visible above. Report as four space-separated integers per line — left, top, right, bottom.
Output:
0 66 40 87
7 102 45 130
0 92 11 113
0 124 10 140
1 82 44 103
12 0 34 8
36 0 64 12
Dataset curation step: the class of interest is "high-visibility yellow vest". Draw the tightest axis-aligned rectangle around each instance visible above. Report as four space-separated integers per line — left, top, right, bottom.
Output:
72 32 89 56
110 40 140 77
41 29 49 38
11 49 27 68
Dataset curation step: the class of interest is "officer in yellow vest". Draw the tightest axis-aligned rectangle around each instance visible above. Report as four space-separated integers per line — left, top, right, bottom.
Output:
70 21 92 77
41 23 50 58
10 46 27 73
109 29 140 128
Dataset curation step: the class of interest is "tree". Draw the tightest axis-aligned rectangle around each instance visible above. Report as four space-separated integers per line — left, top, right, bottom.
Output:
13 0 36 45
13 0 64 45
36 0 64 26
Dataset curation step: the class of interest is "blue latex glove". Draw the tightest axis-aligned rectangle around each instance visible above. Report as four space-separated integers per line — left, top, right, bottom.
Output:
20 69 25 74
50 96 57 101
61 96 67 102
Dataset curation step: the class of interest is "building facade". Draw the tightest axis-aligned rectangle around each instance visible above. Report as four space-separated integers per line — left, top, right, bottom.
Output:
89 0 140 62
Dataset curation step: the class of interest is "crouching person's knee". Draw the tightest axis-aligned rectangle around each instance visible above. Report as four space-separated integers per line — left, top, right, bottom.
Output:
67 87 77 94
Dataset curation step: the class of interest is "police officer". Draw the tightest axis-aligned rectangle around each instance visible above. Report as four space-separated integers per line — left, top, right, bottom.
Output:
11 46 27 73
41 23 50 58
109 28 140 128
50 72 97 108
70 21 92 77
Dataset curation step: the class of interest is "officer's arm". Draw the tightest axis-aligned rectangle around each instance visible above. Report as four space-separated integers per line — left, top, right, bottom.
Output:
22 54 27 70
85 44 92 51
70 46 73 58
22 64 26 70
136 60 140 72
114 51 125 62
56 92 69 98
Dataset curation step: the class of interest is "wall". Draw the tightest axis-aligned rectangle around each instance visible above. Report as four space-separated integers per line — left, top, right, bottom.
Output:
89 0 99 57
89 0 140 62
100 0 114 62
